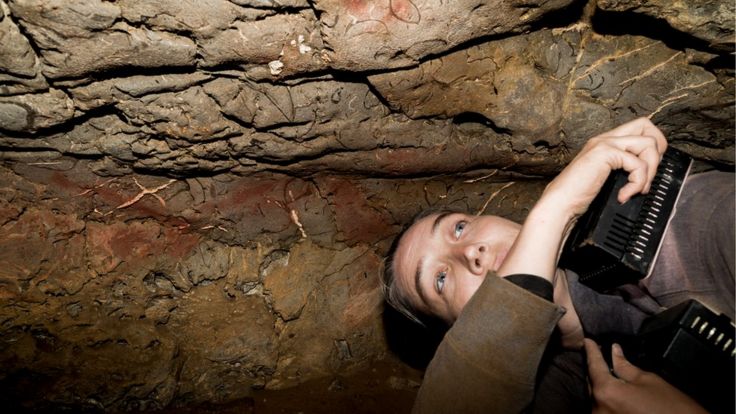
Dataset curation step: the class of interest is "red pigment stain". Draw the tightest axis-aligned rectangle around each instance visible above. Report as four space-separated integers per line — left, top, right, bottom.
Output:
344 0 371 14
208 178 314 233
388 0 420 23
342 0 420 28
162 227 200 259
51 172 171 219
95 185 168 217
50 171 84 194
105 223 199 262
108 224 163 260
216 180 286 215
323 178 392 244
49 172 199 261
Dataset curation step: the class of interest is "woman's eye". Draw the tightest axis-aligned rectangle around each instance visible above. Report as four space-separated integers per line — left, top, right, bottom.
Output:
454 221 467 239
435 271 447 294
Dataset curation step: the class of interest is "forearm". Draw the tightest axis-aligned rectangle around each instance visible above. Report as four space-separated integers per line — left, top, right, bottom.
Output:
498 197 575 282
499 118 668 283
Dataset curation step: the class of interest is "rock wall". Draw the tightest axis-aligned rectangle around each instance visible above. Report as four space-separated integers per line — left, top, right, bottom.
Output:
0 0 733 411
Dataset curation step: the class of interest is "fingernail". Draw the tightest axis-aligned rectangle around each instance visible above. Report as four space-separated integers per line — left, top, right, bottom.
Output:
612 343 623 356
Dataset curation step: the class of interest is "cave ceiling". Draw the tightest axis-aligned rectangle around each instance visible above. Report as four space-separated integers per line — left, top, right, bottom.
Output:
0 0 733 411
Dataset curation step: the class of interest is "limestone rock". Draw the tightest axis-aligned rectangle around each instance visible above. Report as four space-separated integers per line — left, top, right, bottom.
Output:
69 73 213 111
598 0 735 50
199 11 328 77
369 28 734 162
118 0 274 39
0 0 47 95
265 243 385 389
9 0 197 79
0 0 733 410
170 283 278 404
314 0 575 71
0 89 74 132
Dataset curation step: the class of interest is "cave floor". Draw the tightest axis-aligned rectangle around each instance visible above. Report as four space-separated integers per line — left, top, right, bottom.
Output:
151 358 422 414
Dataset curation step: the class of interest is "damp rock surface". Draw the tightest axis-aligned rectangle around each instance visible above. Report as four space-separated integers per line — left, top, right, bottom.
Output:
0 0 733 411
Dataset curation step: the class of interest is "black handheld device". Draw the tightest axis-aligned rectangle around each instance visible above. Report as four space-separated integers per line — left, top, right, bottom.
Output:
560 147 692 291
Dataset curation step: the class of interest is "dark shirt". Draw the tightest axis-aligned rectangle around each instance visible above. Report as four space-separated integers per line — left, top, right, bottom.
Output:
506 274 554 302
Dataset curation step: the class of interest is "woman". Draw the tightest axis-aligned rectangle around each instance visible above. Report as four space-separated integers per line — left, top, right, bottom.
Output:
381 118 732 413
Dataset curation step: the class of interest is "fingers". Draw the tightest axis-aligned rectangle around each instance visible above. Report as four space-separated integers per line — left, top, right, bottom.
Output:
585 134 664 202
604 118 668 155
605 117 652 138
616 153 649 203
610 343 642 382
590 143 649 203
595 119 668 196
584 339 612 388
637 119 668 155
638 146 661 193
550 119 669 218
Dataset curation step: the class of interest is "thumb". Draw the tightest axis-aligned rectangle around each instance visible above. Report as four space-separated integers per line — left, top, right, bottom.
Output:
610 343 642 382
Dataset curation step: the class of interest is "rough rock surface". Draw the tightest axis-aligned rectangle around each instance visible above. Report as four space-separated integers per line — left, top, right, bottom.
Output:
0 0 733 411
368 26 734 162
598 0 735 50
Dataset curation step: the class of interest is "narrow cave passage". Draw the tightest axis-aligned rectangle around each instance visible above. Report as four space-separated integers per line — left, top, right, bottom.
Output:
0 0 733 411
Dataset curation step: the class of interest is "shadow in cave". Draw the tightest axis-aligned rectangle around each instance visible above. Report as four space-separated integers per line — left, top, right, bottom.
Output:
591 9 728 55
528 0 590 31
382 304 447 371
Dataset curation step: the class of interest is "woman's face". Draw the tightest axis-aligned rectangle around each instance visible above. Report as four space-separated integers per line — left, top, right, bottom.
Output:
392 212 521 323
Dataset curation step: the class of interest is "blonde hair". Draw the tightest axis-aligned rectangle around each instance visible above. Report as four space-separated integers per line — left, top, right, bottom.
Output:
379 209 458 327
380 253 425 326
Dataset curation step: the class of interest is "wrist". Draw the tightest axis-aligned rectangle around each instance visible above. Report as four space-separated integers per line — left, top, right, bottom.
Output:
524 198 575 238
498 200 573 281
533 189 580 225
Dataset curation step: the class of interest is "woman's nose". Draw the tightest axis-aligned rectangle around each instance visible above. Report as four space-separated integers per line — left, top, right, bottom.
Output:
462 244 487 275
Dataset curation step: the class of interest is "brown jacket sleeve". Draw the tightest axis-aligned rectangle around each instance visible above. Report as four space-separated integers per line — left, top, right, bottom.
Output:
412 274 565 414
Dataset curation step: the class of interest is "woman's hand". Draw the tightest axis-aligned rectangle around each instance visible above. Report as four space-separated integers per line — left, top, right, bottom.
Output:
540 117 668 221
584 339 708 414
498 117 667 283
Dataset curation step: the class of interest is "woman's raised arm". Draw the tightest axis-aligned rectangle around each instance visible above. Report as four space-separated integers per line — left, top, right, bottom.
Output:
497 117 668 282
